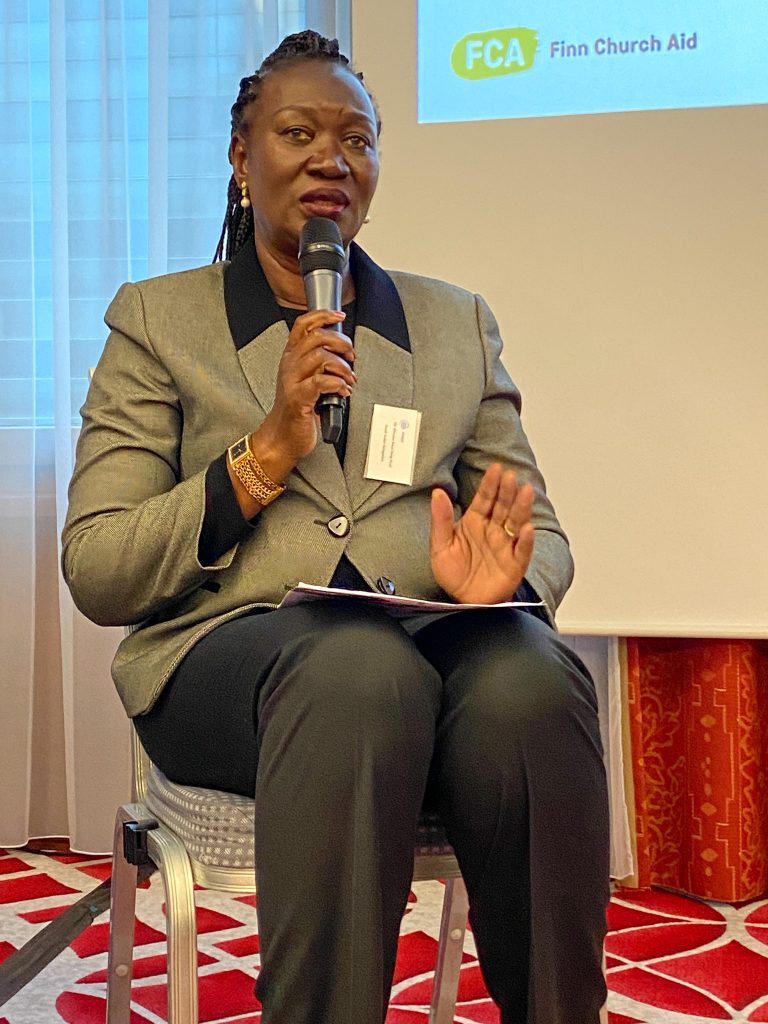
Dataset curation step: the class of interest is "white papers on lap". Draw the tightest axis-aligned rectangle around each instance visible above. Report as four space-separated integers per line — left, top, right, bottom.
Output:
279 582 544 619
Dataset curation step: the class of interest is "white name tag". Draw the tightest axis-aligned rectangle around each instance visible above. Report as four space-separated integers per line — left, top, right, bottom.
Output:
364 404 422 486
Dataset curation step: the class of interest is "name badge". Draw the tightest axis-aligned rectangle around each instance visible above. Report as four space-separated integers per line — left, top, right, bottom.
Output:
364 404 422 486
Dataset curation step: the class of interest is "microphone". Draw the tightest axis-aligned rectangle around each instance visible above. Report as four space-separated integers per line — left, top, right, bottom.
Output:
299 217 347 444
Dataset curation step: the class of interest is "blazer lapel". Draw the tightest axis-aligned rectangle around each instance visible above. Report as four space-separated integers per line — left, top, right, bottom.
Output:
235 319 283 416
344 245 414 512
344 326 414 511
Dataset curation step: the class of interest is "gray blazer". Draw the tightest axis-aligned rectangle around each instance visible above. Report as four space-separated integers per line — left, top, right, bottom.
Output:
62 243 573 717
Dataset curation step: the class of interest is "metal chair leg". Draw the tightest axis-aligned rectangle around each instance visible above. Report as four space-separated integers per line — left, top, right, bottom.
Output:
148 825 199 1024
106 807 140 1024
599 944 608 1023
429 877 470 1024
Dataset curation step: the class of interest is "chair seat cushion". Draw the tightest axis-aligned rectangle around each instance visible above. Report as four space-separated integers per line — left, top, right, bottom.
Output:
146 767 256 868
146 768 455 870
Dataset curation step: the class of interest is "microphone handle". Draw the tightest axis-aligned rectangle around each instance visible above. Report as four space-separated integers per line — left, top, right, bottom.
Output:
304 269 345 444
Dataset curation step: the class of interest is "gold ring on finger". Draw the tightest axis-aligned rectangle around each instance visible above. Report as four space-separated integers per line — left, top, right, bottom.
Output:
503 521 516 540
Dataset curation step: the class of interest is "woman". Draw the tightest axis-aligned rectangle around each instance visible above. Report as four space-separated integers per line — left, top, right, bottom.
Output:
62 30 609 1024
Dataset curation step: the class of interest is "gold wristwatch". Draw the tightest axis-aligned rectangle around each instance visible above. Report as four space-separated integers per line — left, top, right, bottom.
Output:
227 434 285 506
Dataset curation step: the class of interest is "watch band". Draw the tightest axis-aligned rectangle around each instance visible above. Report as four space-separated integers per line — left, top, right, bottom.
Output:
227 434 285 507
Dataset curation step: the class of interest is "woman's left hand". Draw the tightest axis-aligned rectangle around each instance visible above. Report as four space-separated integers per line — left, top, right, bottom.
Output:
429 463 535 605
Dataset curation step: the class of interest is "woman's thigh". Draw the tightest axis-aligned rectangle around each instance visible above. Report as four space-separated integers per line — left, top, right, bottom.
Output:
134 601 443 796
413 609 607 820
414 608 601 740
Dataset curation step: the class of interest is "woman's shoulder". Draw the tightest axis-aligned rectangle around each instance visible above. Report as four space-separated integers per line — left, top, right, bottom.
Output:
117 262 226 301
106 262 226 323
104 262 228 339
387 267 477 308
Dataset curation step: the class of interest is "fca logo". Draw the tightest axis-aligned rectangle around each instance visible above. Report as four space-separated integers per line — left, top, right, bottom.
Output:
451 28 538 80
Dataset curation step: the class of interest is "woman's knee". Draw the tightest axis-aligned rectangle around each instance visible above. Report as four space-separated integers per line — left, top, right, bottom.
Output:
507 622 598 722
439 612 599 739
433 616 606 820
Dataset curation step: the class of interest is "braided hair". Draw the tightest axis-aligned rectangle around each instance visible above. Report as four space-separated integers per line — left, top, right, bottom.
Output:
213 30 380 263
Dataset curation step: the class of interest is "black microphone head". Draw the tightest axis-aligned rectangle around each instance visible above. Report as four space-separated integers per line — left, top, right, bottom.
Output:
299 217 345 276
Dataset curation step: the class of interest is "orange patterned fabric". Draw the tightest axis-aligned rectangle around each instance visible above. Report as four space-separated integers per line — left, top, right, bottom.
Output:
626 639 768 901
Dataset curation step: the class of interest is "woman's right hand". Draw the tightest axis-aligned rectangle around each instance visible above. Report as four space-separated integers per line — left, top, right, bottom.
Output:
249 308 356 476
263 308 356 461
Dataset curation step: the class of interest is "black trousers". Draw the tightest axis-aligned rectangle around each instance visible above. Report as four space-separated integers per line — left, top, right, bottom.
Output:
136 603 610 1024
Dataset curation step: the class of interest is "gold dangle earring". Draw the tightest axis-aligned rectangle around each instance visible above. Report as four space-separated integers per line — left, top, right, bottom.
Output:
240 180 251 209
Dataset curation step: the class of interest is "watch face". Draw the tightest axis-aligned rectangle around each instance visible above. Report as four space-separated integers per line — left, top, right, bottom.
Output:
230 438 248 460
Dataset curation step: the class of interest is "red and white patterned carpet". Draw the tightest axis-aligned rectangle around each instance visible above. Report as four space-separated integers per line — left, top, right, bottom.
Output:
1 847 767 1023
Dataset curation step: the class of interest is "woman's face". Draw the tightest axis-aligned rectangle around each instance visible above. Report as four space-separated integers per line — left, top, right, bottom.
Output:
231 60 380 259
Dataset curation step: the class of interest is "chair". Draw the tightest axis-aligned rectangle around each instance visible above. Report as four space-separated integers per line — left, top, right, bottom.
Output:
106 727 470 1023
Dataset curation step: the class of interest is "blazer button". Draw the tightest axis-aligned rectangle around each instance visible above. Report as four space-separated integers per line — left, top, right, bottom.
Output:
327 514 350 537
376 576 396 596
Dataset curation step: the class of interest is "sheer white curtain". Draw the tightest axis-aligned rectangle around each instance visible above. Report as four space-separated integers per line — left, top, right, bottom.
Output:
560 636 634 880
0 0 349 853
